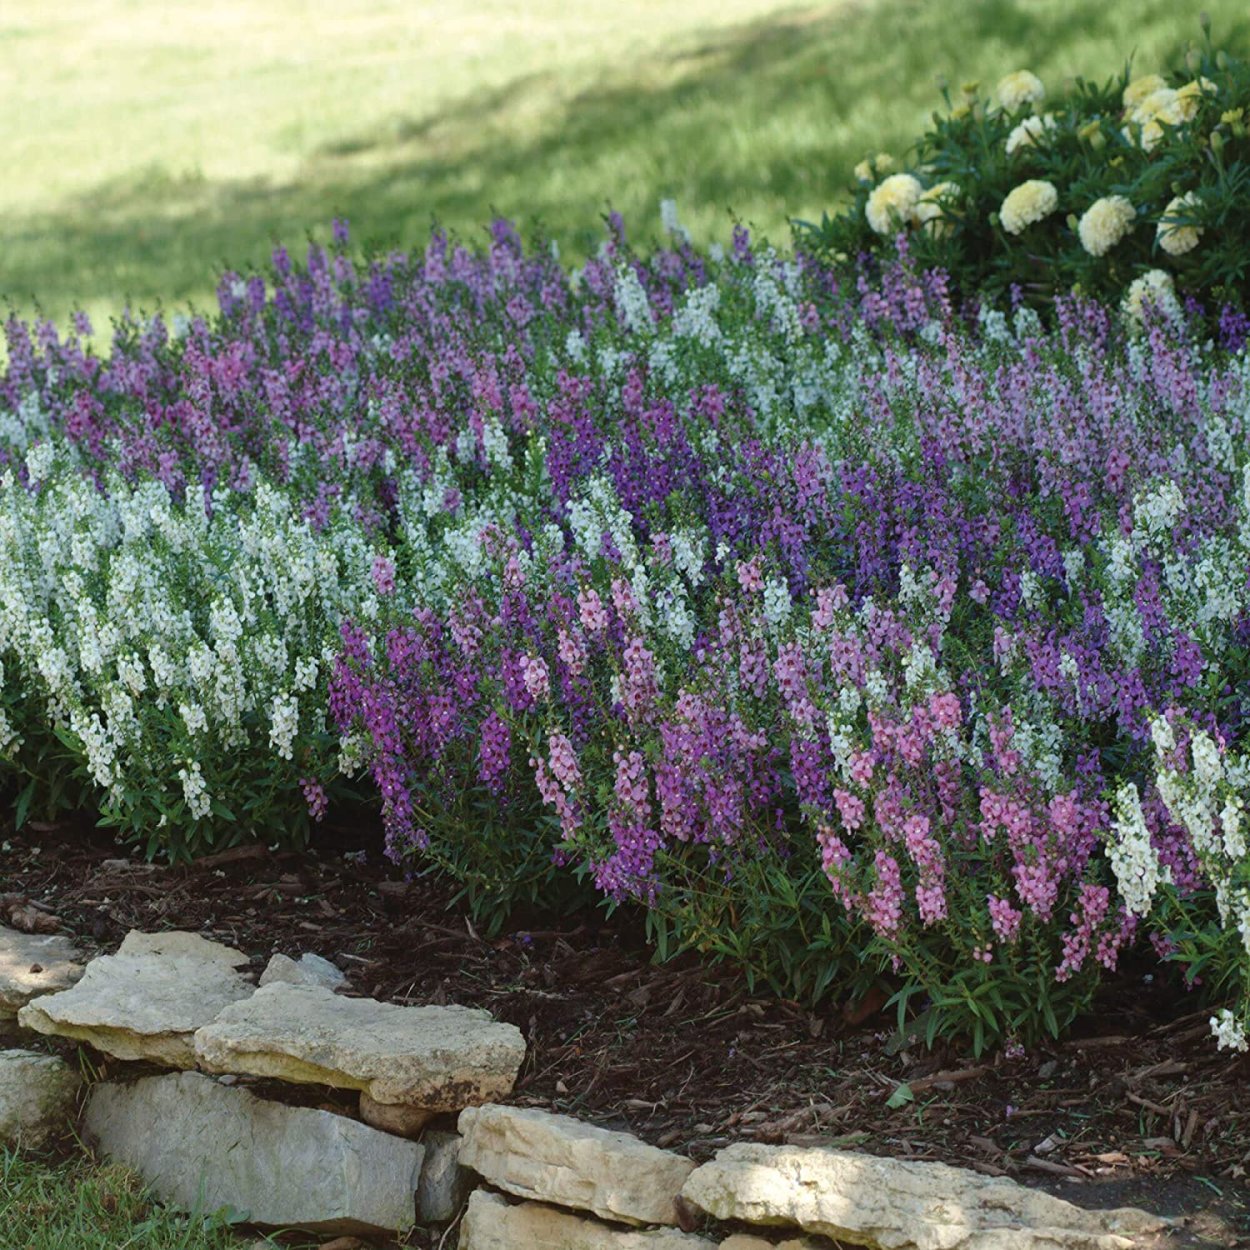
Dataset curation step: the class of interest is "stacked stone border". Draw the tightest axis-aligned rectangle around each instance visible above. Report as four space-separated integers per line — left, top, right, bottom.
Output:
0 924 1175 1248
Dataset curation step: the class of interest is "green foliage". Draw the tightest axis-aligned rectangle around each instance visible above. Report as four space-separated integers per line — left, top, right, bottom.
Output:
800 25 1250 315
413 776 597 936
644 841 886 1006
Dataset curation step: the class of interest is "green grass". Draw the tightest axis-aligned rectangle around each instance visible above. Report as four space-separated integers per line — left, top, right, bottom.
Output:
0 1148 269 1250
4 0 1249 331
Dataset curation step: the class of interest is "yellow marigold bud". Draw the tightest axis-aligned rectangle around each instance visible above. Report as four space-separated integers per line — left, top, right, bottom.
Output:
1000 180 1059 235
1221 108 1244 125
1078 195 1136 257
865 173 923 235
996 70 1045 112
1157 192 1203 256
854 153 894 184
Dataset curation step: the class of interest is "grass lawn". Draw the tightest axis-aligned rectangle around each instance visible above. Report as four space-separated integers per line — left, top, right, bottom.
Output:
0 1147 270 1250
4 0 1249 333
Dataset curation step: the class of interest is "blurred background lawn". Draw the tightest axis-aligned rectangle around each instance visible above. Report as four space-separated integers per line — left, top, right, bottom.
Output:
4 0 1249 333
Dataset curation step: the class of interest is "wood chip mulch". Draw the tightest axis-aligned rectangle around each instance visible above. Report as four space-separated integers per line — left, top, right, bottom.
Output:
2 812 1248 1247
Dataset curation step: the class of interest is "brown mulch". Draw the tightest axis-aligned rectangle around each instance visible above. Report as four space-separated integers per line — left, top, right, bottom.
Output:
2 811 1248 1248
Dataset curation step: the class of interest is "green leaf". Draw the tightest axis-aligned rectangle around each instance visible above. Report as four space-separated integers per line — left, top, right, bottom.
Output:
13 779 36 831
886 1082 915 1109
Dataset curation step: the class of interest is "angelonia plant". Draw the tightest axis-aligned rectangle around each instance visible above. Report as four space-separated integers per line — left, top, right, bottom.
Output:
2 204 1249 1055
803 21 1250 325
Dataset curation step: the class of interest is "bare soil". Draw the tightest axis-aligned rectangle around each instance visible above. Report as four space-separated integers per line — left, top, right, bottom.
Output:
2 813 1248 1248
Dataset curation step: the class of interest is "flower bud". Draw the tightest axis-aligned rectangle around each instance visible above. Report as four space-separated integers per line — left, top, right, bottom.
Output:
1078 120 1106 150
1210 129 1225 154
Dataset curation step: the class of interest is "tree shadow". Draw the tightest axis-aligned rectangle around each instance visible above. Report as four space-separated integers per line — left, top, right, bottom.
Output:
2 0 1241 326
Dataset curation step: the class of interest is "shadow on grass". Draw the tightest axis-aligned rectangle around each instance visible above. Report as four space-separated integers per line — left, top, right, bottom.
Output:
4 0 1248 327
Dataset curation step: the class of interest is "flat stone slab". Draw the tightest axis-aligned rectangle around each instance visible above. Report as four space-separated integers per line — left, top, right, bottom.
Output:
0 925 83 1017
0 1049 81 1149
85 1071 423 1235
259 952 346 990
117 930 248 967
682 1143 1172 1250
458 1103 696 1228
460 1190 717 1250
18 933 254 1067
194 982 524 1111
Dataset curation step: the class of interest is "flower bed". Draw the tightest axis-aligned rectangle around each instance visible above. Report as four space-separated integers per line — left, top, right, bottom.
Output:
2 211 1248 1053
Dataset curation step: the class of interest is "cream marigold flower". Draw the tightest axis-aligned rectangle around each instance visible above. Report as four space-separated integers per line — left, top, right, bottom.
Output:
912 182 958 238
1157 191 1203 256
1177 77 1218 110
1005 113 1057 156
1000 180 1058 235
996 70 1045 111
1078 195 1136 256
1122 73 1167 110
865 173 923 235
1126 85 1201 151
1122 269 1181 327
1131 87 1178 122
854 153 894 184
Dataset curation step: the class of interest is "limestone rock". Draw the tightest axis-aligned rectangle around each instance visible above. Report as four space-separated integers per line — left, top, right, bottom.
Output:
719 1238 825 1250
460 1190 718 1250
0 926 83 1018
117 930 248 968
259 952 346 991
458 1104 695 1228
682 1144 1172 1250
416 1129 472 1223
194 983 524 1111
0 1049 81 1148
85 1071 423 1234
360 1090 430 1138
18 941 254 1067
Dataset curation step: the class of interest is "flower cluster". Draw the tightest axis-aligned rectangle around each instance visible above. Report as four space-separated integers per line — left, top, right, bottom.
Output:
2 208 1248 1050
807 27 1250 322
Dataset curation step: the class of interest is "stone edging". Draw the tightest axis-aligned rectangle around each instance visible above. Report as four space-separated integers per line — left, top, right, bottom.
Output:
0 925 1176 1248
